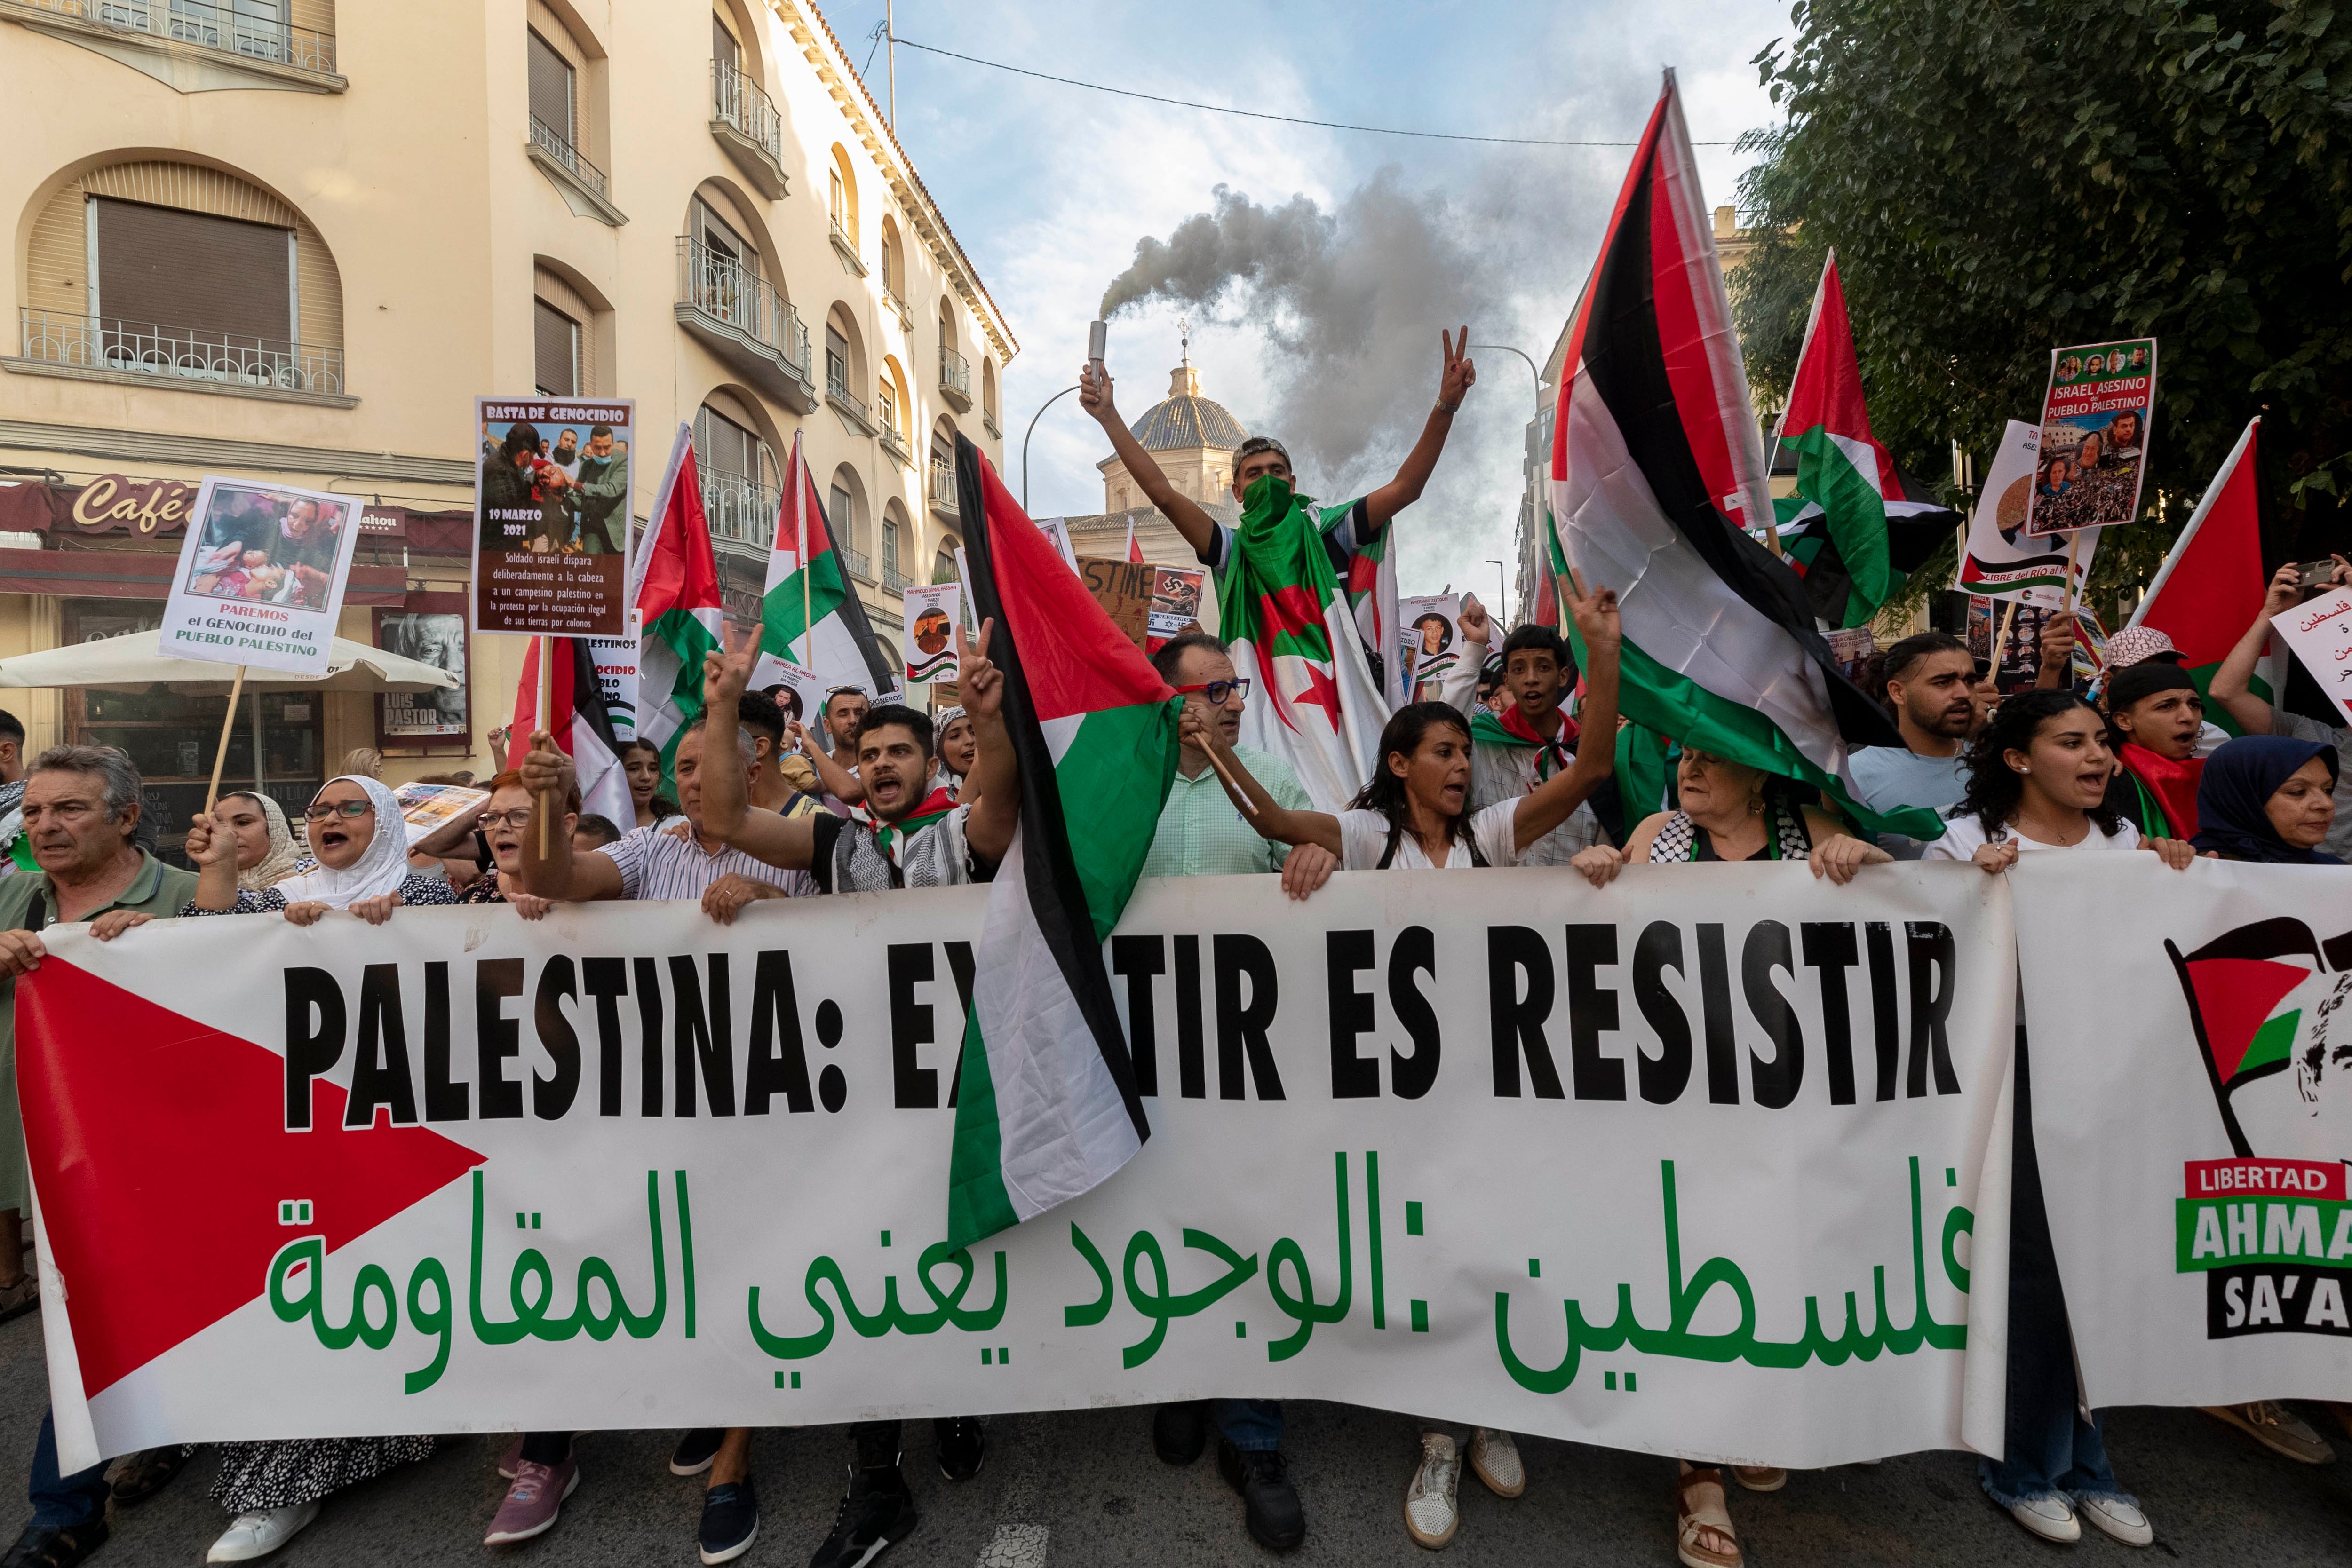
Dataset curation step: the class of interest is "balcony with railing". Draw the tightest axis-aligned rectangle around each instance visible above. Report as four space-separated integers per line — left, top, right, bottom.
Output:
709 59 787 199
829 214 866 277
877 401 910 466
882 288 912 333
882 565 911 594
937 344 972 411
929 459 959 520
839 546 873 582
8 308 353 406
982 407 1002 440
698 465 778 553
824 353 874 434
0 0 343 86
674 236 815 412
527 114 625 226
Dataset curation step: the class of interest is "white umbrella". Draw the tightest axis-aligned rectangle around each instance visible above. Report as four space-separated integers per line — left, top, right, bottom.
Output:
0 629 461 693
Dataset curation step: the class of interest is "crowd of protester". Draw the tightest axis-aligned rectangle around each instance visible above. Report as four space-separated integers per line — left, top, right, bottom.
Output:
1 446 2351 1564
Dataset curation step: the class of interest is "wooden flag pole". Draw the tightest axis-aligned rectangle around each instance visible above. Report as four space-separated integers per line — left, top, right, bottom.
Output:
1202 743 1259 817
535 634 556 856
1995 596 2022 666
203 665 248 816
2062 530 2083 613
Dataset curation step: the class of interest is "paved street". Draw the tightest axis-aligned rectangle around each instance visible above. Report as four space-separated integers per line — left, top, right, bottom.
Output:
0 1311 2345 1567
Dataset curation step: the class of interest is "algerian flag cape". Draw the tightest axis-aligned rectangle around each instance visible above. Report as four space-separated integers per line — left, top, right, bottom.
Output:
1216 478 1391 811
632 425 724 785
1344 527 1405 707
1770 251 1962 628
2126 417 2271 726
749 430 896 698
946 436 1180 1248
1548 72 1937 841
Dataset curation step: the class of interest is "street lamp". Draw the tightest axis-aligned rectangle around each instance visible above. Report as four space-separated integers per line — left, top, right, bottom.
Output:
1486 559 1507 625
1021 385 1082 512
1471 344 1544 627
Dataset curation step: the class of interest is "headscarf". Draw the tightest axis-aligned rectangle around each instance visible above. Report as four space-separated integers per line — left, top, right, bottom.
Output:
222 791 302 892
2191 736 2342 865
271 776 413 907
932 707 969 780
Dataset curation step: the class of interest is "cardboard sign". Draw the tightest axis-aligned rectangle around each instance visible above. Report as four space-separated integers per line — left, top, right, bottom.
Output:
1077 556 1152 649
900 584 961 688
1400 593 1463 697
2272 587 2352 727
471 396 636 637
161 476 363 676
390 781 489 846
2024 340 2156 538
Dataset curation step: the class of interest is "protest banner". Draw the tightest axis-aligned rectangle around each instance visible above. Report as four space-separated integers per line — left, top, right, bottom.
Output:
1955 420 2098 609
1148 564 1206 649
471 397 636 639
900 585 961 688
22 865 2010 1474
2268 586 2352 727
163 477 363 679
2024 340 2156 539
1399 594 1463 699
1076 557 1152 649
390 782 489 845
2012 855 2352 1408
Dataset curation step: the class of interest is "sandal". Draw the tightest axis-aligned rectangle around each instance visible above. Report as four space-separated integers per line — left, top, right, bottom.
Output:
1676 1466 1741 1568
0 1271 37 1325
110 1445 189 1504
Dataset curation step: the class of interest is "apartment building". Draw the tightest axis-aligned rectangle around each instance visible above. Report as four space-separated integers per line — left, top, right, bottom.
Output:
0 0 1013 843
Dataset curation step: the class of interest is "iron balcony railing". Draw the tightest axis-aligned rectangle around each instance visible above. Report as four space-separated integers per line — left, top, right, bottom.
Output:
982 408 1001 440
697 465 778 551
675 237 810 374
938 343 971 400
877 406 910 462
529 114 609 200
824 355 869 427
930 460 959 514
882 565 910 593
18 308 343 394
26 0 336 71
709 59 783 167
839 546 872 581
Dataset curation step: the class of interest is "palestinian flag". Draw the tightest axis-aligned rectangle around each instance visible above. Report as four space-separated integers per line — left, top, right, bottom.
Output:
633 424 724 785
946 435 1181 1248
749 430 896 698
2167 916 2330 1158
1547 71 1936 839
511 636 636 826
2127 417 2269 723
1345 526 1405 708
1217 485 1392 810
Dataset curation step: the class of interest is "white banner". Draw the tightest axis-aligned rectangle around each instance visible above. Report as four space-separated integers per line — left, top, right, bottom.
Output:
2014 855 2352 1408
22 865 2013 1473
162 476 363 676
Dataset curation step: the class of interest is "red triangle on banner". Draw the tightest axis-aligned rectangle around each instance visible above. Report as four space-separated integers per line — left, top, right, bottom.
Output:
17 959 482 1398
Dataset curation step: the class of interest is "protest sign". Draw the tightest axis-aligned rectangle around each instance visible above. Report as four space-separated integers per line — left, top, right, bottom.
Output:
2024 340 2156 539
1955 420 2098 607
761 660 822 731
589 633 638 743
390 782 488 845
1148 565 1206 646
1032 517 1080 572
900 585 961 688
1076 557 1152 649
2013 855 2352 1408
374 604 469 747
2268 587 2352 728
471 397 635 638
1399 594 1463 698
1824 626 1874 685
161 477 362 677
23 865 2011 1474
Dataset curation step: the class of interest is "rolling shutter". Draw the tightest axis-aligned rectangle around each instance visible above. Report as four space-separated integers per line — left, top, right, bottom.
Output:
526 29 575 144
533 299 578 396
93 198 290 344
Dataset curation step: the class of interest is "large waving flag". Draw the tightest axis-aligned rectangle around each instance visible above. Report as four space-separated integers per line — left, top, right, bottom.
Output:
1771 251 1961 627
512 636 634 824
1346 528 1405 707
749 431 896 698
1546 71 1934 839
633 425 724 782
947 436 1181 1248
2126 417 2268 720
1216 484 1391 810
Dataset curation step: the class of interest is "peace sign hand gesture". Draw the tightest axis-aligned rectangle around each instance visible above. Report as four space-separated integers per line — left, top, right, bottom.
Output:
960 618 1003 722
1561 567 1621 657
1438 328 1477 412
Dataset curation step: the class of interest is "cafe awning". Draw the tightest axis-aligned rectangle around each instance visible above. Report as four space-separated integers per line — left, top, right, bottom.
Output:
0 629 461 693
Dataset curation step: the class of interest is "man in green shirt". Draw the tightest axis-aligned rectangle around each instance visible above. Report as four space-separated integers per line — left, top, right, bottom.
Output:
0 745 198 1568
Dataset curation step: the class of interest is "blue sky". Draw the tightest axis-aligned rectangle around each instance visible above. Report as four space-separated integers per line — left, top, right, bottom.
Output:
826 0 1792 602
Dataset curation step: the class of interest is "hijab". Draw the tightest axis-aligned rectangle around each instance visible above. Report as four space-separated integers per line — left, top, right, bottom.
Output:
2191 736 2342 865
272 776 413 906
222 791 302 892
932 706 969 783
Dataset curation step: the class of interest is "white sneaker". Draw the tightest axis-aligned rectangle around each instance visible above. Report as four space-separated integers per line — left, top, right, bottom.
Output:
1404 1432 1461 1549
2077 1495 2154 1546
1467 1428 1524 1498
207 1501 322 1562
2007 1493 2080 1544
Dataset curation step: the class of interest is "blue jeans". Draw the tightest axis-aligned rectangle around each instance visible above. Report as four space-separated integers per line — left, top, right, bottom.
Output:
1979 1030 2133 1510
28 1408 109 1531
1213 1400 1284 1452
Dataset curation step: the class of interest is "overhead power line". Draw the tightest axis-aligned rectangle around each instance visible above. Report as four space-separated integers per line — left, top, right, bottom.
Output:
890 37 1737 147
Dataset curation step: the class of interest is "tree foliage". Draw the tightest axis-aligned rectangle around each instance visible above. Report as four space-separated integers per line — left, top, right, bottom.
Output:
1734 0 2352 611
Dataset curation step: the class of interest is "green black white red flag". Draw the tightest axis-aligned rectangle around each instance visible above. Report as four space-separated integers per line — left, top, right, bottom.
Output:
1546 72 1934 838
632 425 724 785
749 430 896 698
2125 417 2268 716
946 436 1180 1249
511 636 635 825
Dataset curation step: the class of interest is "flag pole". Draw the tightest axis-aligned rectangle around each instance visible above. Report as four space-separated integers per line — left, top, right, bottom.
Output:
535 634 555 856
203 665 247 815
2062 530 2082 613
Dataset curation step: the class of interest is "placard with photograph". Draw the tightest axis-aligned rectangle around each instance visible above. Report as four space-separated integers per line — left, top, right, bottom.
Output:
374 601 469 745
1032 516 1080 572
471 396 635 637
900 584 962 688
1399 593 1464 698
1148 565 1206 642
161 476 362 676
390 781 489 846
759 660 823 732
2024 340 2156 538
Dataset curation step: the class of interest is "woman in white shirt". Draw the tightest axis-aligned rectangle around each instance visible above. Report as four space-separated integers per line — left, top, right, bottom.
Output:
1926 688 2196 870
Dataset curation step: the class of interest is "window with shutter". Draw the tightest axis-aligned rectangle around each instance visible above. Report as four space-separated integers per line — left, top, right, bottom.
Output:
93 197 291 346
825 326 848 399
712 11 739 72
526 29 576 149
829 484 853 534
533 299 578 396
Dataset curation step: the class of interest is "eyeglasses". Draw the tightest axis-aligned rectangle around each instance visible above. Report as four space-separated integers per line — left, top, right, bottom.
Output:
302 799 374 822
478 809 538 830
1174 678 1253 705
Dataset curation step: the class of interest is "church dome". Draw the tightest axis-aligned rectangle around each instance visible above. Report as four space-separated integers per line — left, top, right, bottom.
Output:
1129 363 1247 453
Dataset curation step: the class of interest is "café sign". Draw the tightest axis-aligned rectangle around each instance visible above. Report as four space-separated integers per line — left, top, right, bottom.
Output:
69 475 195 536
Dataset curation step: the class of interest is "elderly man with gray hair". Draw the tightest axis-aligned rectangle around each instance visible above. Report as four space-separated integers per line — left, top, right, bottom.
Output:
0 745 197 1568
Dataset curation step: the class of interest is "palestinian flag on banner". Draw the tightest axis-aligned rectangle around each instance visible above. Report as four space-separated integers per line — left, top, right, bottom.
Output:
946 435 1181 1249
2166 915 2331 1158
749 431 896 698
1769 251 1961 628
633 424 724 784
2126 417 2269 724
1217 485 1392 810
511 636 635 825
1547 71 1935 839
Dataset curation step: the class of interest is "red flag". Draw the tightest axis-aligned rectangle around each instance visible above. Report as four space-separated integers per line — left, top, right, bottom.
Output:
2128 417 2265 673
513 636 635 824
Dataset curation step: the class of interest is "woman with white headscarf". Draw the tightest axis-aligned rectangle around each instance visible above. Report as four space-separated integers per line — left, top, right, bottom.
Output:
932 705 978 802
184 775 456 923
206 790 304 893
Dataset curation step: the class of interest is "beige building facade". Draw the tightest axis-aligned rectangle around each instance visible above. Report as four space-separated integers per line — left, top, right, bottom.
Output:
0 0 1012 851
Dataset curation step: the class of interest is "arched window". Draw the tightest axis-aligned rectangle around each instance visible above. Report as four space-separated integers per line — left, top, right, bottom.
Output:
694 396 778 548
881 515 900 584
936 297 970 407
828 462 871 573
878 354 911 449
827 144 859 250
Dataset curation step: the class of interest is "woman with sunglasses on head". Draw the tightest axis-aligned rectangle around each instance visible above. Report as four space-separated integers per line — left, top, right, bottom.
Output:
184 775 458 924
